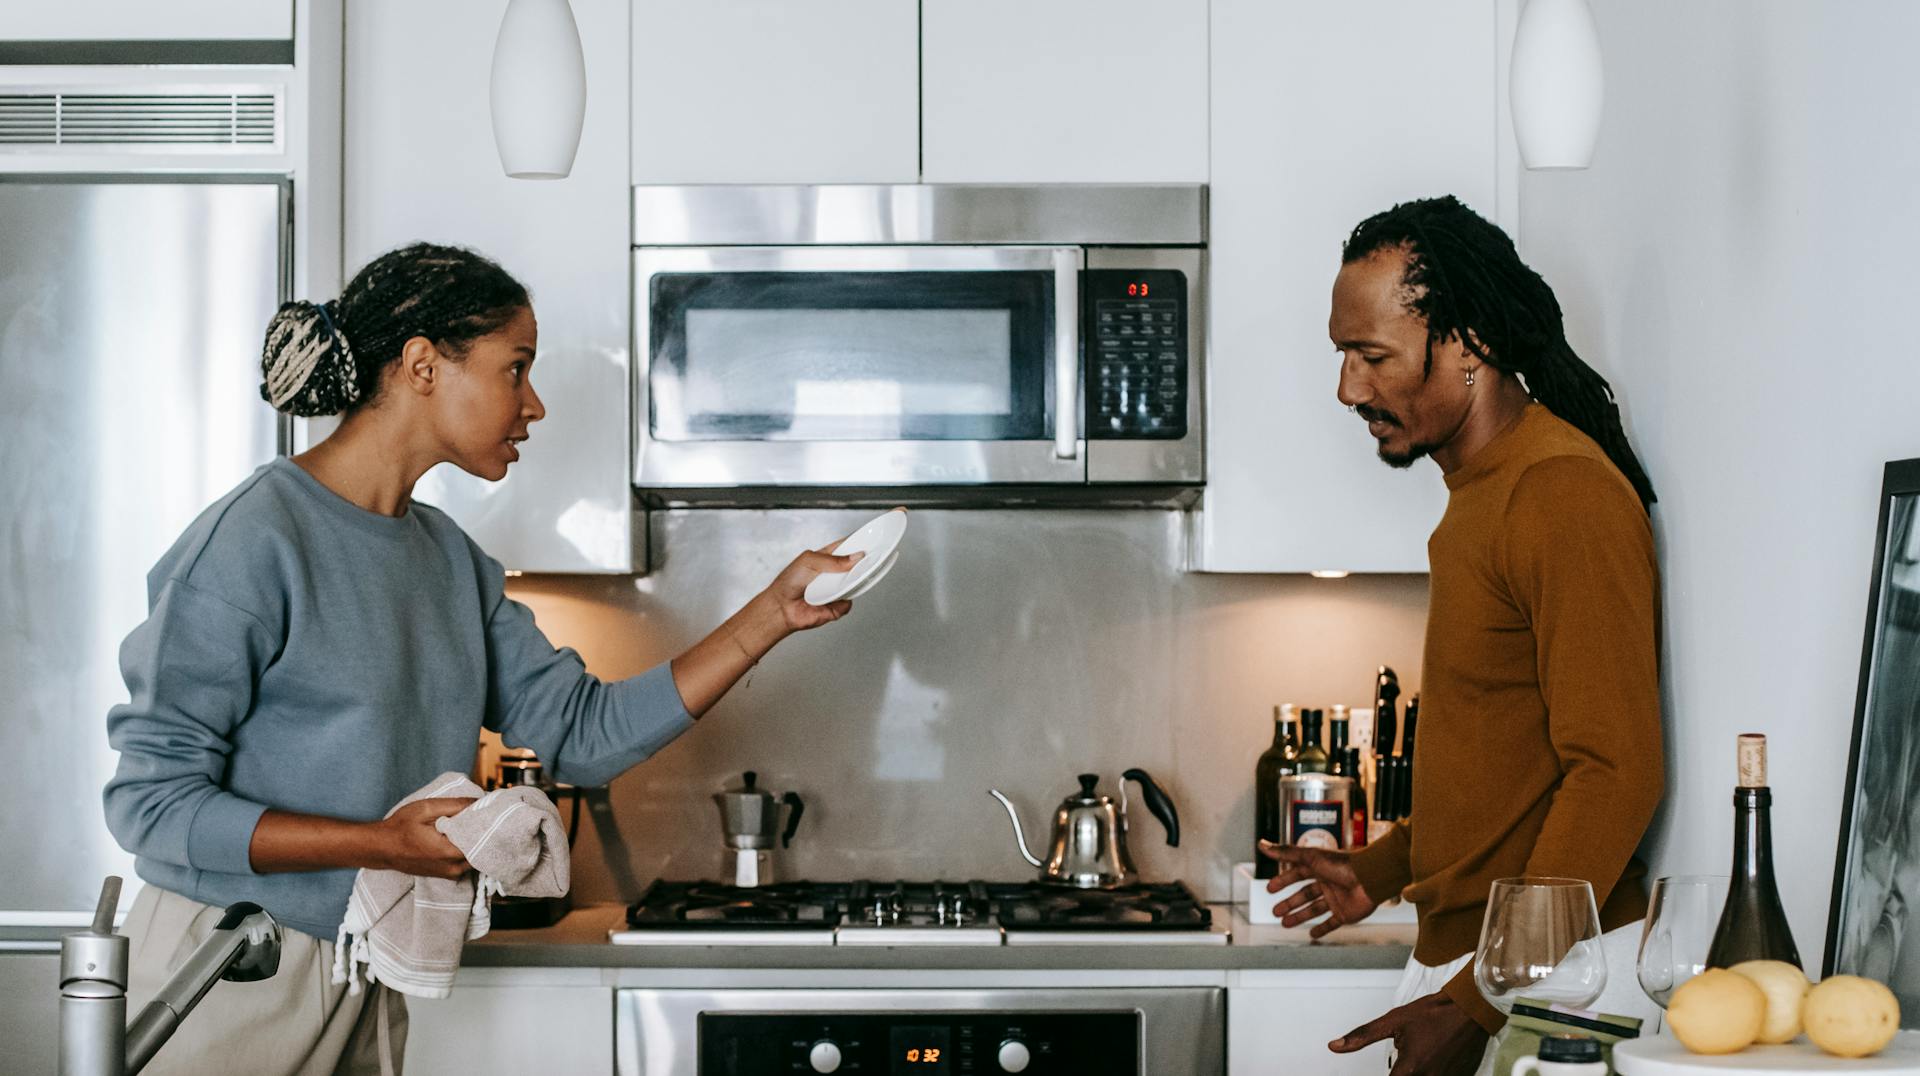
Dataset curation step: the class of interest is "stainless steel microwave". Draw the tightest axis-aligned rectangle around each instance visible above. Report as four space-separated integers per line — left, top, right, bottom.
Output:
631 184 1205 506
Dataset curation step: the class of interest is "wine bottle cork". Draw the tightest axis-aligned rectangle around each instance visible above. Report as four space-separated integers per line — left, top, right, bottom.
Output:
1737 733 1768 787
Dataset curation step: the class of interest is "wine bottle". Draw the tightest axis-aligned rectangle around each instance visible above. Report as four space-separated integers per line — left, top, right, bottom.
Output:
1707 734 1802 968
1329 704 1351 752
1297 709 1331 774
1346 748 1370 847
1253 704 1298 879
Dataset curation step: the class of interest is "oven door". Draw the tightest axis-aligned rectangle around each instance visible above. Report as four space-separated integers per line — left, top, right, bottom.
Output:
615 987 1224 1075
634 246 1086 494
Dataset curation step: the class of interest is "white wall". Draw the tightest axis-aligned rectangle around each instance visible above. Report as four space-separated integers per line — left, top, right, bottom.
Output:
1519 0 1920 956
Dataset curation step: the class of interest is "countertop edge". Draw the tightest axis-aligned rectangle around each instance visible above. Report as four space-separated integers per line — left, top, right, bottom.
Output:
460 904 1417 972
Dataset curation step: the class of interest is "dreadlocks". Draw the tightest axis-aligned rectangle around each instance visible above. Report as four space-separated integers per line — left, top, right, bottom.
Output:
1343 196 1657 511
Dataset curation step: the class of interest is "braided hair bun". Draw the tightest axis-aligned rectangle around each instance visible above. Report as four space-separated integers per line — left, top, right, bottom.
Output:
255 243 529 418
260 299 359 417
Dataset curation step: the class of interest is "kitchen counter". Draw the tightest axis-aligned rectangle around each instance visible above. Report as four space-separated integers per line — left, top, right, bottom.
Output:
461 903 1415 971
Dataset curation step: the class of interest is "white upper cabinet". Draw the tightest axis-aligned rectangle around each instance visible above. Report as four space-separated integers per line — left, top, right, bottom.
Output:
1199 0 1517 573
920 0 1207 184
343 0 634 572
3 1 290 40
630 0 918 185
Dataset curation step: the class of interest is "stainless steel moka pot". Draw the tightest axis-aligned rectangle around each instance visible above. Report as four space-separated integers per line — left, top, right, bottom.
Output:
989 770 1181 888
713 771 804 888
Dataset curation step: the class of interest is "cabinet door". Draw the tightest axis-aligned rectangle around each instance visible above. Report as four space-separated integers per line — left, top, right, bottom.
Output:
0 950 59 1075
343 0 632 572
630 0 918 185
1201 0 1514 573
406 983 611 1070
1228 970 1400 1075
921 0 1207 183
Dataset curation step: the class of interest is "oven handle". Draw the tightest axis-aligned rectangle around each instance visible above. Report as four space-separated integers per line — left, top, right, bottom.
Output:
1052 247 1081 460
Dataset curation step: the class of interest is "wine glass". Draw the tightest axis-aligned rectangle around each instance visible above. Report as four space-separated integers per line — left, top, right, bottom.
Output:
1637 875 1729 1008
1474 876 1608 1013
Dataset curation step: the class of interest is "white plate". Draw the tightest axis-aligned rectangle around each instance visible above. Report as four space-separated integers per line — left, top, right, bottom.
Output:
1614 1031 1920 1074
803 509 907 606
840 548 899 600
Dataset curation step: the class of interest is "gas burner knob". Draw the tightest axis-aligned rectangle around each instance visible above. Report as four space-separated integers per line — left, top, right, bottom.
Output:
997 1038 1031 1073
808 1039 843 1073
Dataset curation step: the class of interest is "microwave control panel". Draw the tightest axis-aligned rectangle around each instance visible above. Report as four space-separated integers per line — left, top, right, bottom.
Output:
1086 269 1188 440
698 1010 1139 1074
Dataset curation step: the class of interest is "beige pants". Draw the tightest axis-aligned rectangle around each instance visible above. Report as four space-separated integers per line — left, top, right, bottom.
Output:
125 885 409 1076
1388 920 1656 1075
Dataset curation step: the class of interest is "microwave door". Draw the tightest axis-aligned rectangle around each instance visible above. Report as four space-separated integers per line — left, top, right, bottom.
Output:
634 246 1086 491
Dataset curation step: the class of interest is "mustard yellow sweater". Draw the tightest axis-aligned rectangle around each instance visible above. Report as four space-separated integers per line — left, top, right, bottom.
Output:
1349 404 1664 1034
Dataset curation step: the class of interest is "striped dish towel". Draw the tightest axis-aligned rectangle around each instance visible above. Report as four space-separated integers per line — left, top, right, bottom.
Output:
332 771 569 999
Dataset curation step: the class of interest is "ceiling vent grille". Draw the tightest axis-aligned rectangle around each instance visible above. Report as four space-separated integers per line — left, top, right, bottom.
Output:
0 90 279 148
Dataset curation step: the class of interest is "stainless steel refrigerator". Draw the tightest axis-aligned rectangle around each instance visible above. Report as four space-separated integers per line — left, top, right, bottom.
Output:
0 176 287 1064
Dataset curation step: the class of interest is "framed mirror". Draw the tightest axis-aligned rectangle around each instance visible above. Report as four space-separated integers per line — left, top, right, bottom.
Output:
1826 457 1920 1024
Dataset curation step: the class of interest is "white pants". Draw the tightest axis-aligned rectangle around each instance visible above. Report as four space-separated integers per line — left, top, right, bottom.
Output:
1389 921 1659 1075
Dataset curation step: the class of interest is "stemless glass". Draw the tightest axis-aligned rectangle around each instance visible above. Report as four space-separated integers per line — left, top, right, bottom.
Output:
1636 875 1730 1008
1474 876 1607 1013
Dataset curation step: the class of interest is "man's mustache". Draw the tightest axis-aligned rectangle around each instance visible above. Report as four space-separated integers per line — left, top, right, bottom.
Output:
1355 405 1401 427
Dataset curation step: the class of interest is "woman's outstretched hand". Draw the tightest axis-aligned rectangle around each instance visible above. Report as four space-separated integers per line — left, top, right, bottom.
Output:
759 540 864 633
670 526 874 719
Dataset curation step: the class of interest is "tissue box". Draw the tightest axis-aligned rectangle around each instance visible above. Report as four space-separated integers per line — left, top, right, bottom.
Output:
1232 862 1419 929
1233 862 1321 927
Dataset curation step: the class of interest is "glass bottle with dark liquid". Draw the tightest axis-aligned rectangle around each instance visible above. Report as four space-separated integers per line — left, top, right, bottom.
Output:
1706 733 1802 968
1297 708 1330 774
1253 704 1300 879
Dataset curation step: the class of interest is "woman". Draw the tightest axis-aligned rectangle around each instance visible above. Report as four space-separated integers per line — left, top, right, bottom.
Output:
102 243 858 1075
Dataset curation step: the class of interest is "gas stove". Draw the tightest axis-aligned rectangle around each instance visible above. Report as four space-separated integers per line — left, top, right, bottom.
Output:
609 879 1225 946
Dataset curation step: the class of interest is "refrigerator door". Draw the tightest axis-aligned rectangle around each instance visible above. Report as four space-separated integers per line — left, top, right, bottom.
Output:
0 177 286 919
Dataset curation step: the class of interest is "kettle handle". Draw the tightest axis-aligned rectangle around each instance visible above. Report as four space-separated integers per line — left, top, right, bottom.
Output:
1122 768 1180 848
780 791 804 848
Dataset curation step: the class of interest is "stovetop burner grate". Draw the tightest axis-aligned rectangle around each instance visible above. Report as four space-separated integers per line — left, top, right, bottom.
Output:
625 879 1211 932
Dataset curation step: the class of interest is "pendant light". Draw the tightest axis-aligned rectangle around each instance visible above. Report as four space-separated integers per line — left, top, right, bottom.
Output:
1509 0 1604 170
489 0 587 180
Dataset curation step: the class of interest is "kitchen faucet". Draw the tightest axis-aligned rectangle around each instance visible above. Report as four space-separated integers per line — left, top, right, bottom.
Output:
59 876 281 1075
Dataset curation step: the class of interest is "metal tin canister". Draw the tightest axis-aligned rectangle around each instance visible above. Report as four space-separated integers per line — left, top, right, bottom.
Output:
1280 773 1354 851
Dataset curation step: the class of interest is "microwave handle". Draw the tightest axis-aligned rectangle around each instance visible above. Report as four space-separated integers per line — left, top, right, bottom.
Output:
1052 248 1081 460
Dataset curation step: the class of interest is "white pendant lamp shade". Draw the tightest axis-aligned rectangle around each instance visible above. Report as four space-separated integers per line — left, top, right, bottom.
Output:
1509 0 1604 170
489 0 587 180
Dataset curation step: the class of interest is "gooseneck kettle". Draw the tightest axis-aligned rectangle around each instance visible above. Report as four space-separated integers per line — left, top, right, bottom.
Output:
988 769 1180 889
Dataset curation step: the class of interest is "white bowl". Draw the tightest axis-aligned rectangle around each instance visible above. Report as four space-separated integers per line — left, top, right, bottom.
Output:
803 510 907 606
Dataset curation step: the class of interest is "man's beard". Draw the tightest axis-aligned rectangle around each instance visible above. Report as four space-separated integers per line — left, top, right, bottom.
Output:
1357 405 1436 468
1378 441 1437 468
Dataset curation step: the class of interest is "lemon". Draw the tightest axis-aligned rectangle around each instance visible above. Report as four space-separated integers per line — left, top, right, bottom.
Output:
1667 968 1767 1055
1728 960 1810 1044
1803 975 1900 1058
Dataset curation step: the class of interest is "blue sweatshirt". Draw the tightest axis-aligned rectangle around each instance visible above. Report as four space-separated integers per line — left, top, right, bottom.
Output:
103 457 693 939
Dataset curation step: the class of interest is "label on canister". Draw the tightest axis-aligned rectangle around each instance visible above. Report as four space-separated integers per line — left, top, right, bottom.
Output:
1282 775 1353 850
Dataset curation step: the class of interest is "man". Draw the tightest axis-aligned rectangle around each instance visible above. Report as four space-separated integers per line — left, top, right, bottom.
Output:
1260 196 1664 1075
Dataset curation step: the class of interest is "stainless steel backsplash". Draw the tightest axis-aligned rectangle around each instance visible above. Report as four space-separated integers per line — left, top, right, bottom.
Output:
501 509 1428 903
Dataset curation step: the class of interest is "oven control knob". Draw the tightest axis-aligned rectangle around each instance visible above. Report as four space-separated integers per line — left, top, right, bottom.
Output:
997 1038 1032 1073
808 1040 843 1073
